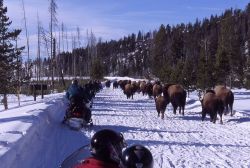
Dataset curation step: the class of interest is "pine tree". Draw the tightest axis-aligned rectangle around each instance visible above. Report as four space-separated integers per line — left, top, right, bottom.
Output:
152 24 167 78
182 57 196 94
215 48 231 84
0 0 24 109
215 10 233 85
170 60 184 83
196 48 207 90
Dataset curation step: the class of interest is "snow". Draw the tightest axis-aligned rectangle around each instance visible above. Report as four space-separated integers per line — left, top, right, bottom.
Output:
0 78 250 168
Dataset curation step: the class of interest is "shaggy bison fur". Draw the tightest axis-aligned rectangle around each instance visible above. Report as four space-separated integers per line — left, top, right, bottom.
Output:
214 85 234 116
201 90 225 124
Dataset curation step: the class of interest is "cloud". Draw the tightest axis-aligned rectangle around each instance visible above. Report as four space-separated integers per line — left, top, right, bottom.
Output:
186 6 222 11
112 10 175 17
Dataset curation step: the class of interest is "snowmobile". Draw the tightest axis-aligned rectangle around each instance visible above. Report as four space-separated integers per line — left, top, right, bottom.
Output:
62 102 93 130
59 144 91 168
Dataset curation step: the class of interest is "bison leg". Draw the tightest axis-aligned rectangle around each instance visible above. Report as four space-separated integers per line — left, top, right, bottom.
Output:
172 103 177 115
157 111 160 117
179 106 184 116
213 112 217 123
219 113 223 124
201 111 206 121
173 107 177 115
224 104 229 115
179 106 181 114
161 111 164 119
229 104 233 116
210 114 213 122
182 106 185 116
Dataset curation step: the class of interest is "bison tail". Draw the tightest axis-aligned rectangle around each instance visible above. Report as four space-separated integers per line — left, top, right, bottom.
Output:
182 90 187 104
228 91 234 103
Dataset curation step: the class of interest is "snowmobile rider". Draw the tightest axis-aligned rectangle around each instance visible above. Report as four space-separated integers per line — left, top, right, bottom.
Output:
64 79 91 121
120 144 154 168
66 79 89 103
74 129 127 168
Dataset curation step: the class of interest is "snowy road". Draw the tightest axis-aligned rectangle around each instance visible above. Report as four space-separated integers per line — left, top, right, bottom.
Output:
90 87 250 168
0 85 250 168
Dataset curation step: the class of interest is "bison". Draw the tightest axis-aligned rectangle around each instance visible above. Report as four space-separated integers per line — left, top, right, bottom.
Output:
119 80 130 91
124 84 134 99
140 81 147 95
201 90 224 124
214 85 234 116
131 81 140 93
113 81 119 89
145 82 153 98
153 84 162 99
105 80 111 88
155 95 169 119
163 84 186 115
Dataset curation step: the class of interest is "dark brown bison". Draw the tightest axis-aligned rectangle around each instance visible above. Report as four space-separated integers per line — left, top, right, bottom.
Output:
119 80 129 91
145 82 153 98
153 84 162 99
113 81 119 89
124 84 134 99
155 95 169 119
163 84 186 115
131 81 139 93
105 80 111 88
201 90 224 124
214 85 234 116
140 81 147 95
134 81 141 93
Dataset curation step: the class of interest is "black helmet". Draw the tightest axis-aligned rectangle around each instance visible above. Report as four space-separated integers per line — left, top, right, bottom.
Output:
72 79 78 85
121 144 153 168
90 129 126 164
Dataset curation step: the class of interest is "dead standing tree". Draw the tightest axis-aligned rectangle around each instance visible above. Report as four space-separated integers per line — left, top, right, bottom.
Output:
49 0 58 91
21 0 31 78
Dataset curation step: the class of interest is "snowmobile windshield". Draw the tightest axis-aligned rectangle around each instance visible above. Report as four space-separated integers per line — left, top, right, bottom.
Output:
59 144 91 168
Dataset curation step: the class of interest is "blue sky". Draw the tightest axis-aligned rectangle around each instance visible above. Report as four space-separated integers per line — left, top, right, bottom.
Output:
4 0 250 59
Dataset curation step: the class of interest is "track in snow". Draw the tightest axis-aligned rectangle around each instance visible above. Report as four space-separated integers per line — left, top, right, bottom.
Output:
86 87 250 168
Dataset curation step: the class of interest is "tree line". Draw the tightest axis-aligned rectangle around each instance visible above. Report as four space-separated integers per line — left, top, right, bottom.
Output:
31 3 250 90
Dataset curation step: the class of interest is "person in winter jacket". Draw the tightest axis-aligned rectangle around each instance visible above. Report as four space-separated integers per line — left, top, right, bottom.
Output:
64 79 91 122
66 79 84 102
74 129 127 168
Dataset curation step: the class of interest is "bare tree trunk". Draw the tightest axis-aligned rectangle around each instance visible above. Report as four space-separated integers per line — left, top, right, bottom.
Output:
65 26 69 75
86 29 89 75
66 25 69 52
3 94 8 110
40 27 50 80
57 26 65 87
77 27 81 78
49 0 58 91
61 22 65 52
21 0 30 78
71 33 75 78
15 37 21 107
37 13 41 82
50 17 54 91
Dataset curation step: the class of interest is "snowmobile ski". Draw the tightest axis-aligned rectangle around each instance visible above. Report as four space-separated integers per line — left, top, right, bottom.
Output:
62 117 93 131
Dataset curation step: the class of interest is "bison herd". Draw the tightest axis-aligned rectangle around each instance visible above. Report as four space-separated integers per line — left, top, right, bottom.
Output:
104 79 235 124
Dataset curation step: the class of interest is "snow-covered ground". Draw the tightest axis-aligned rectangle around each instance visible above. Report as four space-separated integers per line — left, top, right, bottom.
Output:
0 79 250 168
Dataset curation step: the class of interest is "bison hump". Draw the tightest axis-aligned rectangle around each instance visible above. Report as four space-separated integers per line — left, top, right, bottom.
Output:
168 84 184 95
